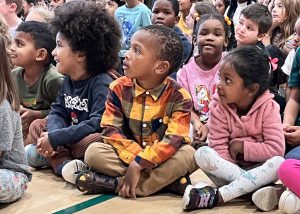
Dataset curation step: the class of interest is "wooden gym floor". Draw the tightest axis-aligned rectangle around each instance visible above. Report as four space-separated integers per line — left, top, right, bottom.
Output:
0 168 280 214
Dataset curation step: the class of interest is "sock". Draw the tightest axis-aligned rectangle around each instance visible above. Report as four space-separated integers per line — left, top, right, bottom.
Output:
55 160 70 176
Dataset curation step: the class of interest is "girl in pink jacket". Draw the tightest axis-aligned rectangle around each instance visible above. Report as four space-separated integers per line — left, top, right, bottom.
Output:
183 46 285 211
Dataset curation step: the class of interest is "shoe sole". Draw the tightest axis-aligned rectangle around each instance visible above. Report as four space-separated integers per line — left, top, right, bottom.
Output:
252 187 279 211
62 160 87 184
183 185 193 210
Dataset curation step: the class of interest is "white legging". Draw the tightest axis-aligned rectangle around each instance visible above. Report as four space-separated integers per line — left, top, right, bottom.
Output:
195 146 284 202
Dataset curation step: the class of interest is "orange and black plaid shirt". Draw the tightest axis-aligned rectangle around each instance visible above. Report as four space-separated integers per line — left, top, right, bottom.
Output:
101 76 193 171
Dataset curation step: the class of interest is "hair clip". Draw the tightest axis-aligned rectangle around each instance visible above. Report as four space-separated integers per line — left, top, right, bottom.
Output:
193 12 200 22
269 57 278 71
224 16 232 26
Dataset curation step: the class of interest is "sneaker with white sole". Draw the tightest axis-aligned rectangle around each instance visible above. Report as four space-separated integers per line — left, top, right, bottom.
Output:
183 184 219 211
279 189 300 214
252 186 282 211
62 159 87 184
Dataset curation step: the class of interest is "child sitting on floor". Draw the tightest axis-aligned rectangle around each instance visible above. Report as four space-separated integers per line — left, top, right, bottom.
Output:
183 46 285 211
25 1 121 184
69 25 197 198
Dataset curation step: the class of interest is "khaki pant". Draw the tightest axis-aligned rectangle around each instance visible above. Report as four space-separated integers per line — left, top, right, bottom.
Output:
85 143 197 196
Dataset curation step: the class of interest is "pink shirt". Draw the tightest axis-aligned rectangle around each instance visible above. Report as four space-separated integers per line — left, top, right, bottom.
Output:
208 90 285 167
177 56 223 122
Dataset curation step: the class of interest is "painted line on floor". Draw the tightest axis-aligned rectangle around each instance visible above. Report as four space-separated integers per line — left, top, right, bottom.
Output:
52 194 116 214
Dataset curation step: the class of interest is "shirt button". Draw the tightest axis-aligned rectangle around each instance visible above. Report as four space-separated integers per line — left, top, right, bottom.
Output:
142 142 147 146
159 119 162 123
145 106 149 110
143 123 147 128
145 91 150 95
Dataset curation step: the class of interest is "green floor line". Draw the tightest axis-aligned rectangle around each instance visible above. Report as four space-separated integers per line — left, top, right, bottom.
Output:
53 194 116 214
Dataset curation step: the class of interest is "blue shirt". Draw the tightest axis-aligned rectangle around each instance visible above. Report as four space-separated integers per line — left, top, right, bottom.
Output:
115 3 152 57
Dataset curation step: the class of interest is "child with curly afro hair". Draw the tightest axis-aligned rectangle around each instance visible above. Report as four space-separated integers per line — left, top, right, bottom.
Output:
25 1 122 184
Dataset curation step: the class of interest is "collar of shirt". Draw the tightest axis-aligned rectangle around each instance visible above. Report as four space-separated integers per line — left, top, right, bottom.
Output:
133 78 169 101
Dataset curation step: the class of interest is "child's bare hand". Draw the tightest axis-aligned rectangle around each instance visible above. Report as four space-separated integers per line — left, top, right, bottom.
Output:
118 160 142 198
284 126 300 146
37 132 55 157
229 140 244 161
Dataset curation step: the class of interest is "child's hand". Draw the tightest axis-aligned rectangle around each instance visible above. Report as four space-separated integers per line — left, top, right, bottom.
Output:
118 160 143 199
193 121 208 142
229 140 244 161
284 126 300 146
37 132 55 157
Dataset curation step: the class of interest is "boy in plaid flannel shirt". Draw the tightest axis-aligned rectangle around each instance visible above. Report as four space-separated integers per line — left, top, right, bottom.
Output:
69 25 197 198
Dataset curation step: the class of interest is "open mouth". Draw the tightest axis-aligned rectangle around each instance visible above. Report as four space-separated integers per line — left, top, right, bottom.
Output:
123 60 129 69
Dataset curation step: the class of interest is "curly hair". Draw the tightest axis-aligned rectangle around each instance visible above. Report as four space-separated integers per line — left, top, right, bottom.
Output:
141 25 183 74
50 1 121 74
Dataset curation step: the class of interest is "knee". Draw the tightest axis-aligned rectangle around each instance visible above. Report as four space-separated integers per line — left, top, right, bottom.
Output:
278 159 299 183
25 144 48 168
285 147 300 160
194 146 215 168
84 143 105 167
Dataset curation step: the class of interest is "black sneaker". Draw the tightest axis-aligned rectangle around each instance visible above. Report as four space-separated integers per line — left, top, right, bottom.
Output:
75 170 117 194
183 184 219 211
164 175 191 195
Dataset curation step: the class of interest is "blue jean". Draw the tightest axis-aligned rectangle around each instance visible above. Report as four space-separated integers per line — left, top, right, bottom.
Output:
25 144 50 168
285 145 300 160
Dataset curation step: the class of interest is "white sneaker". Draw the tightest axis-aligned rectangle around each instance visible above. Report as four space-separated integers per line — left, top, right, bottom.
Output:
252 186 280 211
279 189 300 214
62 160 87 184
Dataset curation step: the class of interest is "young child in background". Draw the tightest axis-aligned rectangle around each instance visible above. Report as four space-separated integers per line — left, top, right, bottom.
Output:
73 25 197 198
22 0 36 20
185 1 218 36
214 0 229 16
25 1 121 183
151 0 191 78
0 36 31 203
115 0 151 58
282 17 300 100
177 0 193 40
25 6 54 22
183 46 285 211
177 14 228 145
283 47 300 160
11 21 63 145
0 0 23 37
235 4 272 49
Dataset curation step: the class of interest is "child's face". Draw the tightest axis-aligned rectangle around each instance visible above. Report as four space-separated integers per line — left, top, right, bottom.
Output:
217 62 251 108
235 15 262 46
214 0 226 15
123 30 162 85
178 0 192 13
104 0 118 17
10 31 39 67
152 0 178 28
292 19 300 49
0 0 11 16
52 32 80 76
272 0 286 23
196 19 227 58
185 5 196 31
49 0 64 11
22 0 31 17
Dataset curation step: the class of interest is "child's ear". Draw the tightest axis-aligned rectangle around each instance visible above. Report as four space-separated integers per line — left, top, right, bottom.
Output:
175 16 180 25
257 33 266 41
77 52 86 62
154 61 170 75
9 3 17 13
35 48 48 62
192 34 197 46
248 83 259 97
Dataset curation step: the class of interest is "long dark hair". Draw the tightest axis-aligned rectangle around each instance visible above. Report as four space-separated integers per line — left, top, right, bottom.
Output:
0 36 20 111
